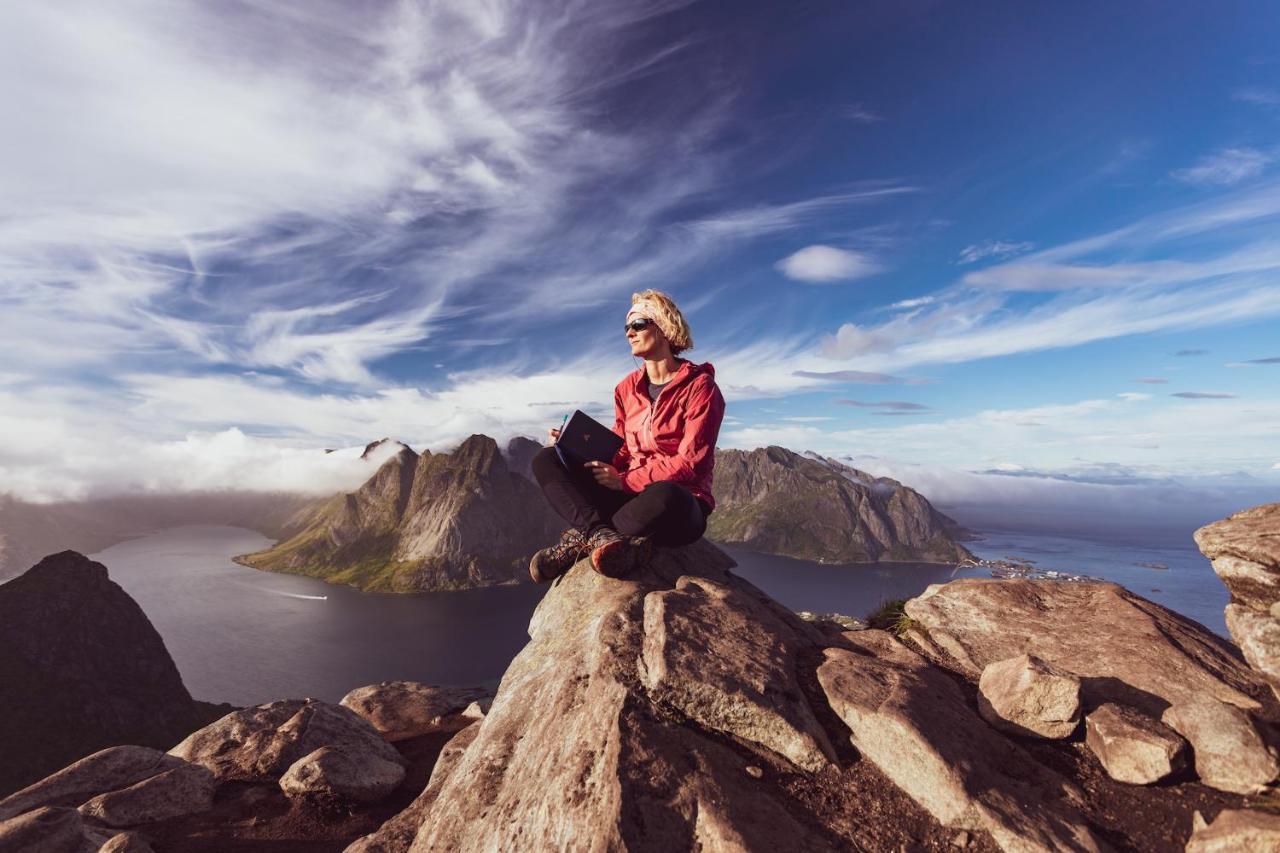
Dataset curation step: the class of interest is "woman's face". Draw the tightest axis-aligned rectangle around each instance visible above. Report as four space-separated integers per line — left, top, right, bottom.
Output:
626 316 669 359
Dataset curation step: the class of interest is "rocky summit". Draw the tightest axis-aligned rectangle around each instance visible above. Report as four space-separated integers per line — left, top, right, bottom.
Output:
708 446 974 564
0 552 226 799
237 435 564 592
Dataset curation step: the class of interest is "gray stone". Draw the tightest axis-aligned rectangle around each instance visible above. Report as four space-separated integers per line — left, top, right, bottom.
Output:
1185 808 1280 852
169 698 406 782
78 762 215 827
0 746 185 821
1161 699 1279 794
817 630 1102 853
977 654 1081 739
98 831 156 852
280 746 406 805
1083 703 1186 784
339 682 491 742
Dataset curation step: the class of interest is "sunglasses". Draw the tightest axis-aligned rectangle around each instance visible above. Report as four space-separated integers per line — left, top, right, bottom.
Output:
624 317 656 334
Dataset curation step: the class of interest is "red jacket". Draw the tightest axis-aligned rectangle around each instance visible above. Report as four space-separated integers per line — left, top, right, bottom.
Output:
610 359 725 511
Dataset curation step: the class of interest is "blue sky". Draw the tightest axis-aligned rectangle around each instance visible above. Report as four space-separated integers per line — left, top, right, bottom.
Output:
1 0 1278 525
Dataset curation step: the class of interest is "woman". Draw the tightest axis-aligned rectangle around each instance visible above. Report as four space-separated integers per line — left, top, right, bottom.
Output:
529 289 725 581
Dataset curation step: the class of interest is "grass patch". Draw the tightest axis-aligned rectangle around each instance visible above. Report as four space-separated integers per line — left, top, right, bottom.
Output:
865 598 918 638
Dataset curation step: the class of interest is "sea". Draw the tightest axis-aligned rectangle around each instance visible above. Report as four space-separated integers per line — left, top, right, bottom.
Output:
89 523 1228 707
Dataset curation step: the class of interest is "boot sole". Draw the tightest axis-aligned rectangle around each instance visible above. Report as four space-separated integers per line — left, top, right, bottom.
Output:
590 538 651 578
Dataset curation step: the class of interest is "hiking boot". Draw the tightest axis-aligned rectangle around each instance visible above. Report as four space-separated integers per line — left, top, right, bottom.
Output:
587 527 653 579
529 527 589 583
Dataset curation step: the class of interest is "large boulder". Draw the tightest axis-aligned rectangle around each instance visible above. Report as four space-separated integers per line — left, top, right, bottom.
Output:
279 746 406 805
0 552 211 797
339 682 491 742
0 746 185 821
976 654 1081 739
904 579 1280 793
406 541 846 852
817 630 1102 852
168 699 406 783
77 762 215 827
1196 503 1280 703
1083 703 1186 785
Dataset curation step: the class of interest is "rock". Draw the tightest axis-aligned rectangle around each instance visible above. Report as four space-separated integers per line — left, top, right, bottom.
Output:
459 698 489 722
407 542 842 852
0 806 93 853
816 630 1102 853
0 552 211 797
952 830 972 848
169 699 406 783
77 763 215 827
1161 699 1279 794
707 446 974 564
904 579 1280 793
1185 808 1280 852
640 575 836 772
977 654 1081 739
0 746 185 821
345 722 480 853
279 746 405 805
1196 503 1280 703
1083 703 1186 784
745 765 763 779
339 682 492 742
98 831 156 852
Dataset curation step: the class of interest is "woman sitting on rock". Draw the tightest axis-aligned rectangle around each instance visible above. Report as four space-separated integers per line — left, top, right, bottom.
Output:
529 289 726 581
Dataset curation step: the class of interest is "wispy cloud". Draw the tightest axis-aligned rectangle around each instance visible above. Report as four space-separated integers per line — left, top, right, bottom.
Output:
1170 391 1236 399
1134 377 1168 384
888 296 935 309
1235 88 1280 107
1174 349 1208 356
957 240 1034 265
791 369 920 384
842 104 882 124
836 399 931 411
1171 147 1272 186
776 244 881 283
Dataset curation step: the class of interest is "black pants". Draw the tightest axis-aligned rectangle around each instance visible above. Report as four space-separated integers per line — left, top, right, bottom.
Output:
531 446 709 547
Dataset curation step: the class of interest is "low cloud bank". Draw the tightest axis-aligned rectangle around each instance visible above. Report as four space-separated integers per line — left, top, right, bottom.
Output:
845 456 1275 546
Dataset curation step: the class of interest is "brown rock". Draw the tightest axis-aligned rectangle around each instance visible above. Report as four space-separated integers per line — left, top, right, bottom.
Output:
977 654 1081 739
169 699 406 783
0 806 93 853
279 746 406 805
339 682 491 742
1083 703 1186 784
640 575 836 772
816 630 1102 853
98 831 156 852
1161 699 1279 794
1185 807 1280 852
345 723 480 853
1195 503 1280 703
407 542 841 852
77 762 215 827
0 746 185 821
904 579 1280 793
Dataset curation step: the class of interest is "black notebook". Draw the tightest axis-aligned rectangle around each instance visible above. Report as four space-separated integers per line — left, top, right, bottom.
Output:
555 409 624 468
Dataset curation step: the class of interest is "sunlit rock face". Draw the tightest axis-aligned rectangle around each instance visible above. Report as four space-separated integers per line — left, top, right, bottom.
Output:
708 446 974 564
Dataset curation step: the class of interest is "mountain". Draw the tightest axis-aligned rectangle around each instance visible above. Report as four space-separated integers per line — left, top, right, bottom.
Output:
0 552 229 798
236 435 563 592
707 446 974 564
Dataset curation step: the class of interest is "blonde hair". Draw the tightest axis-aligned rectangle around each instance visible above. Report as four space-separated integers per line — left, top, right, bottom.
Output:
628 289 694 355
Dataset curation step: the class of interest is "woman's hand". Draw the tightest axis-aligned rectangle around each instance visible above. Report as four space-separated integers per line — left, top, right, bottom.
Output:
546 427 561 446
584 460 624 491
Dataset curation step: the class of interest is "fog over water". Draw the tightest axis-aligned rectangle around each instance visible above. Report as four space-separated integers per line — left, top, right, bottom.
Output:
91 523 1229 707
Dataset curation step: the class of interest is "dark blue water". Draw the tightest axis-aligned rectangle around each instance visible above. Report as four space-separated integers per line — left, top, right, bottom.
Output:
91 525 1227 707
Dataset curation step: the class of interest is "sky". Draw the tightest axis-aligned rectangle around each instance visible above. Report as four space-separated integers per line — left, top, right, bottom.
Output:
2 0 1278 533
